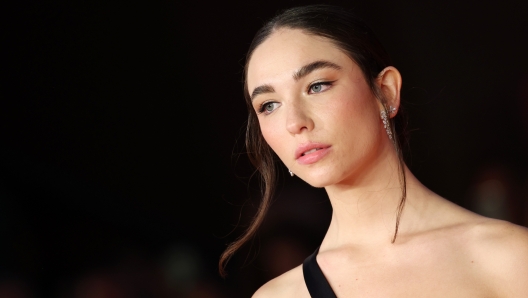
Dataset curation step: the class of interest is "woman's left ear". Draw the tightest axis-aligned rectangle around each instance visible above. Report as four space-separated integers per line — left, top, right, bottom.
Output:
377 66 402 118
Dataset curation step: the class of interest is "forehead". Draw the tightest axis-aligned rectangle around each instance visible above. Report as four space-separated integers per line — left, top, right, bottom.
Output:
247 29 352 91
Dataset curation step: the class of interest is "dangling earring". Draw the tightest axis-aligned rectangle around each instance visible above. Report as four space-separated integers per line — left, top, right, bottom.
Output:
380 106 396 140
288 169 294 177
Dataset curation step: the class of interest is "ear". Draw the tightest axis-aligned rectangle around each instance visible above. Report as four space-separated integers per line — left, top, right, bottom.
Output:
376 66 402 118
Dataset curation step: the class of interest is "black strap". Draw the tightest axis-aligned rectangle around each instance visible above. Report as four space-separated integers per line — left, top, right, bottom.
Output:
302 247 337 298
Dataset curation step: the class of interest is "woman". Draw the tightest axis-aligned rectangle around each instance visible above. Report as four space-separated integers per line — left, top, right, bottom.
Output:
220 5 528 297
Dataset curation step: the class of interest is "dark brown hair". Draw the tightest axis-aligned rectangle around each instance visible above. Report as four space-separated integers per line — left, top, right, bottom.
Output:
219 4 407 277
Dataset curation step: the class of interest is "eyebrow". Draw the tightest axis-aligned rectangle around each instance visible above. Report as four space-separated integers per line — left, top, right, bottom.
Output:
292 60 342 81
251 84 275 101
250 60 342 101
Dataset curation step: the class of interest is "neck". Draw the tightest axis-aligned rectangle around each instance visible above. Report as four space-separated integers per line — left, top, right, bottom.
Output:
321 146 428 249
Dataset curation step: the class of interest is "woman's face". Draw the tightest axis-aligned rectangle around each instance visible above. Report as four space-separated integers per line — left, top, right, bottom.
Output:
247 29 386 187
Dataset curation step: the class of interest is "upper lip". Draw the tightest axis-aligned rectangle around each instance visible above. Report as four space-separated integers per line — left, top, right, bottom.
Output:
295 142 331 159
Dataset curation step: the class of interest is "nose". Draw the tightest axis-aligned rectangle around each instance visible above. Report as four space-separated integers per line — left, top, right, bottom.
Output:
286 101 314 135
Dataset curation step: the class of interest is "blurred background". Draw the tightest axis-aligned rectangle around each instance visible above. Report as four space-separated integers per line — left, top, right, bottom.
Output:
2 0 528 297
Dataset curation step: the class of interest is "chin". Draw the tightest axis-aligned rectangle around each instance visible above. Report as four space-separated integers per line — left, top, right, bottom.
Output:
300 173 335 188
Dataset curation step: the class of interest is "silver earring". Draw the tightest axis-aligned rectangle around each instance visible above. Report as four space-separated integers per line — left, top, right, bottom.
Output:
388 106 396 115
288 169 294 177
380 108 394 140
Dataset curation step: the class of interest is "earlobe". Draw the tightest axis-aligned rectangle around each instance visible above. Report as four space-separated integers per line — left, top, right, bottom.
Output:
377 66 402 118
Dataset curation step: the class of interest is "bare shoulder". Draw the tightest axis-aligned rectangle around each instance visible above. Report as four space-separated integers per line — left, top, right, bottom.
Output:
469 218 528 258
467 218 528 297
252 264 310 298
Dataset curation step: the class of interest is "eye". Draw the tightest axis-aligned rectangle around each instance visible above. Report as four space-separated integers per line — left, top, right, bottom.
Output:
308 81 333 94
258 101 281 115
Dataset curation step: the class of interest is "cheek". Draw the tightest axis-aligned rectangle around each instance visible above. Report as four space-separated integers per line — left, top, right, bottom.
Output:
260 120 287 158
324 89 379 134
323 90 382 162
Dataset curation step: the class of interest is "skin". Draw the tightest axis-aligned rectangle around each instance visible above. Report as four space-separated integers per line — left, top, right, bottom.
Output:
248 28 528 298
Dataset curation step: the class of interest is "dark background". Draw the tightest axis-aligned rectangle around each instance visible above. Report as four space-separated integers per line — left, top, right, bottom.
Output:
2 0 528 297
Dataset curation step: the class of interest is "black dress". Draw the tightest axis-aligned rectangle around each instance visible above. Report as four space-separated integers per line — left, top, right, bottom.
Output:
302 248 338 298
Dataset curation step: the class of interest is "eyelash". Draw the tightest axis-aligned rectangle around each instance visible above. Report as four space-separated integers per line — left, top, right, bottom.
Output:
258 102 280 115
308 81 334 94
257 81 335 115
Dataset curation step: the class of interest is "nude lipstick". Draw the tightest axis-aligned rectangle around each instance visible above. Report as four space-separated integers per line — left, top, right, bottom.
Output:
295 143 331 165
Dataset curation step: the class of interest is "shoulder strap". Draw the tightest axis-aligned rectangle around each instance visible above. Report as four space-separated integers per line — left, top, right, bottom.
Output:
302 247 337 298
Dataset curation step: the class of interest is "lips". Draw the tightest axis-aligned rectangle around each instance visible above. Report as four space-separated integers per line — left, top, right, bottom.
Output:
295 143 331 165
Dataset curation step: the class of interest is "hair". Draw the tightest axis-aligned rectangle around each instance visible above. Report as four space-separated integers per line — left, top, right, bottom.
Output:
219 4 407 277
